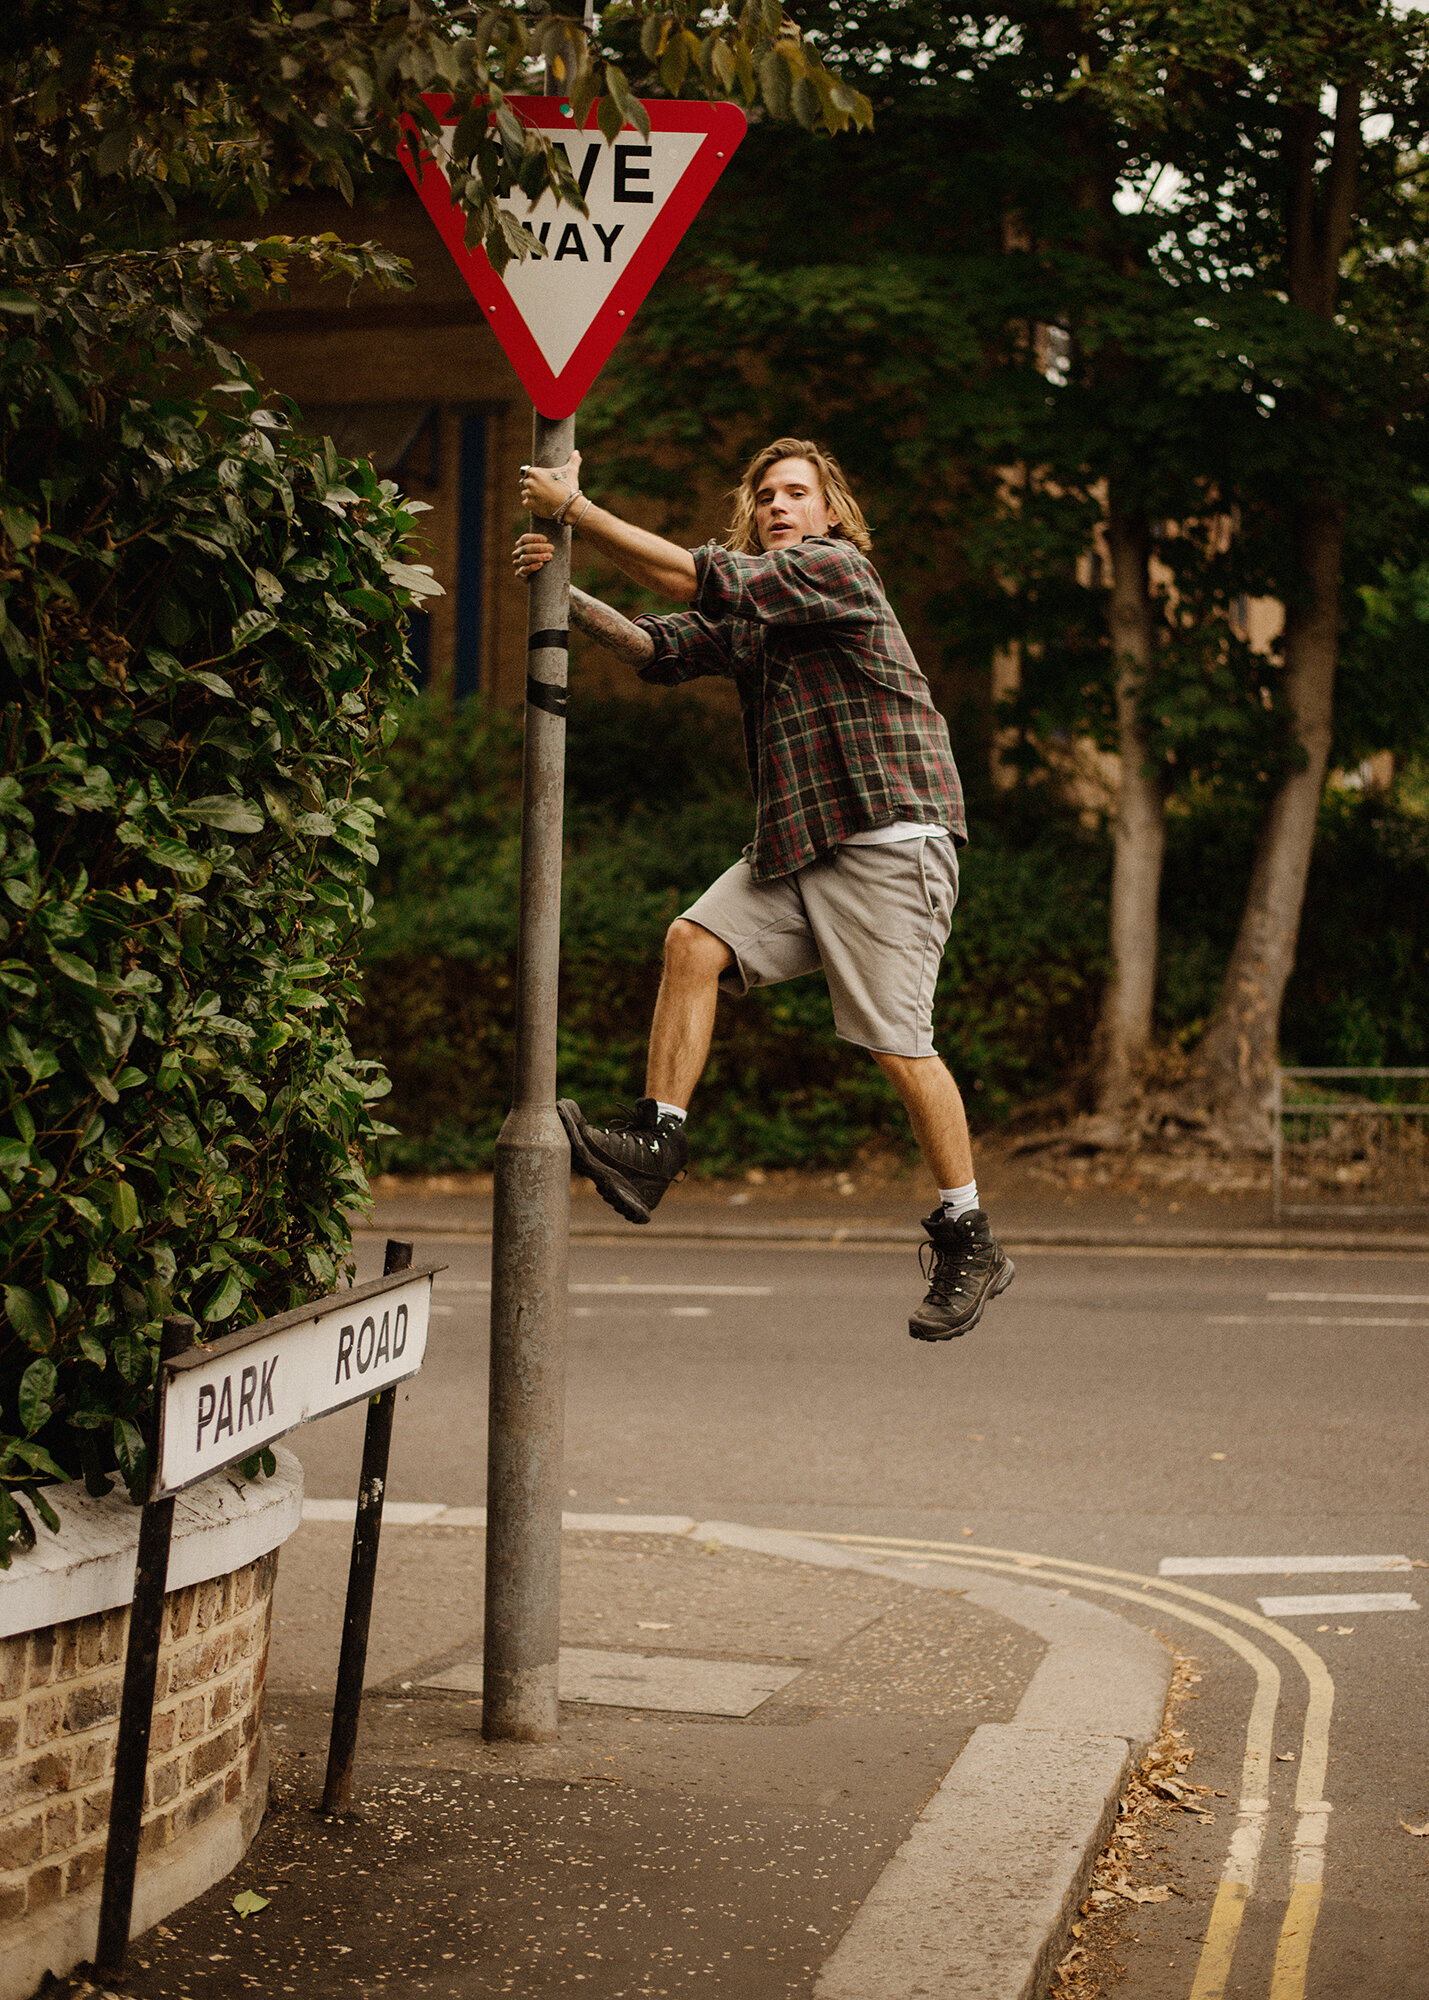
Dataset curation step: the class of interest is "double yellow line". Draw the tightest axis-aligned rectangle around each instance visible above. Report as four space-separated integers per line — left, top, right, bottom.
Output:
801 1533 1335 2000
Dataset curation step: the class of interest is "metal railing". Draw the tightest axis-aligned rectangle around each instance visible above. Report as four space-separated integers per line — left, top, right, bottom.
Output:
1273 1067 1429 1222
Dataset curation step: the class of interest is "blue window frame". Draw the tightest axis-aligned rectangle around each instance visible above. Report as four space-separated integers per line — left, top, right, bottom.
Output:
455 414 487 701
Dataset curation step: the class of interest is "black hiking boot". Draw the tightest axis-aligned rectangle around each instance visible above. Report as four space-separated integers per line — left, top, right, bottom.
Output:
908 1207 1014 1340
557 1097 689 1225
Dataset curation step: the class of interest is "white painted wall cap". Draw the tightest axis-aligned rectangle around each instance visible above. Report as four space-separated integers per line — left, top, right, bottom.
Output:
0 1446 304 1639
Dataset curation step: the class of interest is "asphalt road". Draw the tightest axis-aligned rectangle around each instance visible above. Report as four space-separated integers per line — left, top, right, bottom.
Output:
288 1230 1429 2000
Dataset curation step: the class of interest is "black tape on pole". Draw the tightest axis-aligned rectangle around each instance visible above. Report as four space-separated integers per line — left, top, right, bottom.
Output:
527 629 569 652
525 675 569 717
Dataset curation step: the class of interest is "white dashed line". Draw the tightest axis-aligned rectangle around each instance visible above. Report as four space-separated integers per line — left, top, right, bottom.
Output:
1256 1593 1420 1617
1161 1555 1414 1576
1268 1291 1429 1305
1208 1315 1428 1327
433 1281 770 1296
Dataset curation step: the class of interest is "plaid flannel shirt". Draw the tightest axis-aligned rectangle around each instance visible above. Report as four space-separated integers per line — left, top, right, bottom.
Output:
633 537 965 882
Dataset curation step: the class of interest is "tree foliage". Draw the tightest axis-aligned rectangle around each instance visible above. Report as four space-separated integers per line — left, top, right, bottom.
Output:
578 0 1429 1133
0 0 868 286
587 0 1429 758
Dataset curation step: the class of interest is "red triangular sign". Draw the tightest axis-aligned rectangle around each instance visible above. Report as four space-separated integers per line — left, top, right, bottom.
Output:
399 95 746 418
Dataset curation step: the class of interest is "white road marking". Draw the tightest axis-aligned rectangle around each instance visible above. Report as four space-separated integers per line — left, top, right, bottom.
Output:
571 1283 767 1295
433 1280 770 1296
801 1529 1318 2000
1257 1593 1420 1617
1208 1314 1428 1327
571 1305 714 1317
1268 1291 1429 1305
1161 1555 1413 1576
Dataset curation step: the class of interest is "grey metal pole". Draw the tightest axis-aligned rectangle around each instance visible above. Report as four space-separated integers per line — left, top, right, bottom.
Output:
482 408 573 1743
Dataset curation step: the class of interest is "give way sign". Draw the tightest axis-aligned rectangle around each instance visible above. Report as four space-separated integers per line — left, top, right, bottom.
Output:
399 95 746 417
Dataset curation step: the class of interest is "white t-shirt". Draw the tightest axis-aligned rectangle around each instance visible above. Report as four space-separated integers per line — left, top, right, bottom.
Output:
841 820 950 847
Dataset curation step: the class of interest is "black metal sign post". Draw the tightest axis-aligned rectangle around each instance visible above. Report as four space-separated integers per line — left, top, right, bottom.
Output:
94 1314 196 1974
322 1236 412 1813
93 1241 437 1979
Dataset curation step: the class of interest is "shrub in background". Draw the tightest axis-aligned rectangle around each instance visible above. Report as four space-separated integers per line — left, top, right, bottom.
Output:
1156 785 1429 1067
358 695 1110 1173
0 325 428 1558
360 697 1429 1176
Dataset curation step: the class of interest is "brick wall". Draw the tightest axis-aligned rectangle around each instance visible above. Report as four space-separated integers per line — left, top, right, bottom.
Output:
0 1549 276 1930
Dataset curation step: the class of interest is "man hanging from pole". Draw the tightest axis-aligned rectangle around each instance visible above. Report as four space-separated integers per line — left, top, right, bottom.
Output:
512 438 1014 1341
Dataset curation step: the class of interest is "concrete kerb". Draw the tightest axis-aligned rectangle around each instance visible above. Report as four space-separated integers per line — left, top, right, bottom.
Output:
354 1216 1429 1254
326 1503 1171 2000
696 1522 1170 2000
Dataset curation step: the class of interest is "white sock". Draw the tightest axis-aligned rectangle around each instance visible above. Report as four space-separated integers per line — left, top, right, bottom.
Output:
655 1101 687 1125
939 1180 979 1220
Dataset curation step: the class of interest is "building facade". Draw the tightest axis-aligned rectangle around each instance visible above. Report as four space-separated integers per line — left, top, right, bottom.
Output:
234 188 541 709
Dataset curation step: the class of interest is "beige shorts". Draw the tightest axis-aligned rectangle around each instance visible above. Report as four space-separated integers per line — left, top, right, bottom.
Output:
680 838 960 1057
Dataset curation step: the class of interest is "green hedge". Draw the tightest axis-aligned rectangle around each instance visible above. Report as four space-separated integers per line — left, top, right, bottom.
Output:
0 337 423 1554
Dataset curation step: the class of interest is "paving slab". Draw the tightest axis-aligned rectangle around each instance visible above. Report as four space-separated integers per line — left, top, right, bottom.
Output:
419 1649 805 1716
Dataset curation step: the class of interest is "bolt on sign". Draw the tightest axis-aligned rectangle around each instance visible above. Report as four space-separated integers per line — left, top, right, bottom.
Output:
154 1265 437 1496
398 95 746 417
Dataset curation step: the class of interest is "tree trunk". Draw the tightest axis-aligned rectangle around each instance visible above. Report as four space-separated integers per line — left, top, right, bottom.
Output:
1189 83 1361 1146
1190 501 1344 1143
1092 502 1167 1126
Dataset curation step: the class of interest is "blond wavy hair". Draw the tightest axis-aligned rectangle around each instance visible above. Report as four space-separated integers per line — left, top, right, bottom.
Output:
725 438 873 555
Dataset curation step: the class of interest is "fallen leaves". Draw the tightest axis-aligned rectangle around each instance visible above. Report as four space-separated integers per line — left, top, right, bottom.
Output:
1276 1750 1296 1762
231 1890 269 1918
1147 1772 1217 1822
1050 1650 1202 1997
1056 1943 1089 1983
1401 1819 1429 1837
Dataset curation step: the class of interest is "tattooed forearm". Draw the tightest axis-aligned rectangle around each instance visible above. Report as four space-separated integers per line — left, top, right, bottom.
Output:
570 586 656 666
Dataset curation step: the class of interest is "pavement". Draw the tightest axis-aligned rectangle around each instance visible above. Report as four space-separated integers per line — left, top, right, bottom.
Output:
79 1507 1169 2000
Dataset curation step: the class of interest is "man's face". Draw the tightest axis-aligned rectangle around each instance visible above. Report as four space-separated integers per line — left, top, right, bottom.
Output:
754 457 839 552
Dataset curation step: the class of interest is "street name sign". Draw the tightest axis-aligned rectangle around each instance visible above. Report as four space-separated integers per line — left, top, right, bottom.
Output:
398 95 746 416
154 1264 438 1496
97 1242 436 1976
